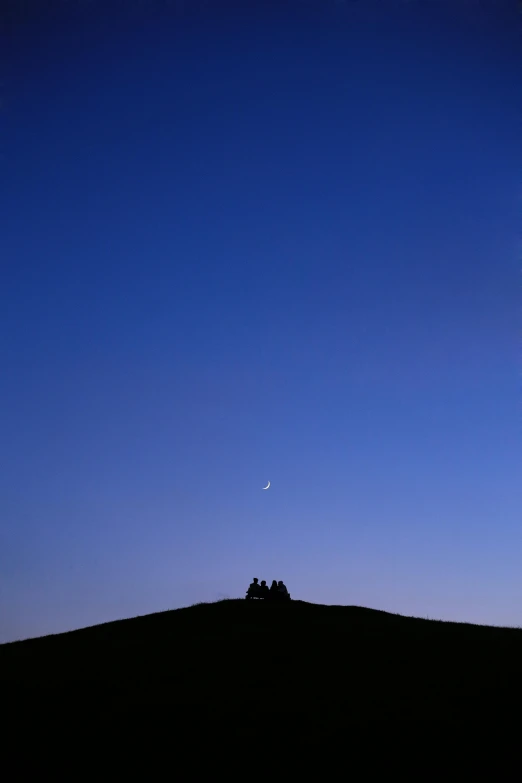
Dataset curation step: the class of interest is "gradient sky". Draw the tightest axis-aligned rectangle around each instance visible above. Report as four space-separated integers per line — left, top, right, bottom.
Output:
1 0 520 643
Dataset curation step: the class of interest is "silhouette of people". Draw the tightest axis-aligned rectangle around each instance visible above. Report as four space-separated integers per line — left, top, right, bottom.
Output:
277 580 290 600
246 578 261 599
246 577 291 601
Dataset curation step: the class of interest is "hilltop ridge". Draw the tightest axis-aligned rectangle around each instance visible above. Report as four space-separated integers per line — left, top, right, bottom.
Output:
2 599 520 727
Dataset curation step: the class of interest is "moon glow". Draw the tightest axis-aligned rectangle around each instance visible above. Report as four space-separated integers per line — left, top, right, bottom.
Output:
263 481 270 490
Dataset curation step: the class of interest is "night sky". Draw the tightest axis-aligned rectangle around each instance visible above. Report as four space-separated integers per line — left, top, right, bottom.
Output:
1 0 520 643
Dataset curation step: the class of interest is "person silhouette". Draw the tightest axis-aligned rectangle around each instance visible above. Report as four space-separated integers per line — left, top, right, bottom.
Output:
269 580 279 600
246 577 261 599
259 580 269 599
277 580 290 601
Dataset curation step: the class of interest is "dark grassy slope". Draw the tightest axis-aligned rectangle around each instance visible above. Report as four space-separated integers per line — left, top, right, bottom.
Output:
2 599 521 726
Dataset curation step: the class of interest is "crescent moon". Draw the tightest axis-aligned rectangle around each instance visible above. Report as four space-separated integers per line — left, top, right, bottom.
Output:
262 481 270 490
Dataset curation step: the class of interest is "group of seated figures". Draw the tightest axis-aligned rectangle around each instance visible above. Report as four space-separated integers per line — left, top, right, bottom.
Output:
246 577 291 601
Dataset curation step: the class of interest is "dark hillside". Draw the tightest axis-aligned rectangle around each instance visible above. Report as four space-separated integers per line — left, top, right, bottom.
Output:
2 600 520 729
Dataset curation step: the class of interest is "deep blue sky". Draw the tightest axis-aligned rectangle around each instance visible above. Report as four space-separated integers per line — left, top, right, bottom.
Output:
1 0 520 642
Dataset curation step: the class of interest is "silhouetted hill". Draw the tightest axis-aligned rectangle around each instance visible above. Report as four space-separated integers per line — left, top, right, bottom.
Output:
2 599 521 730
